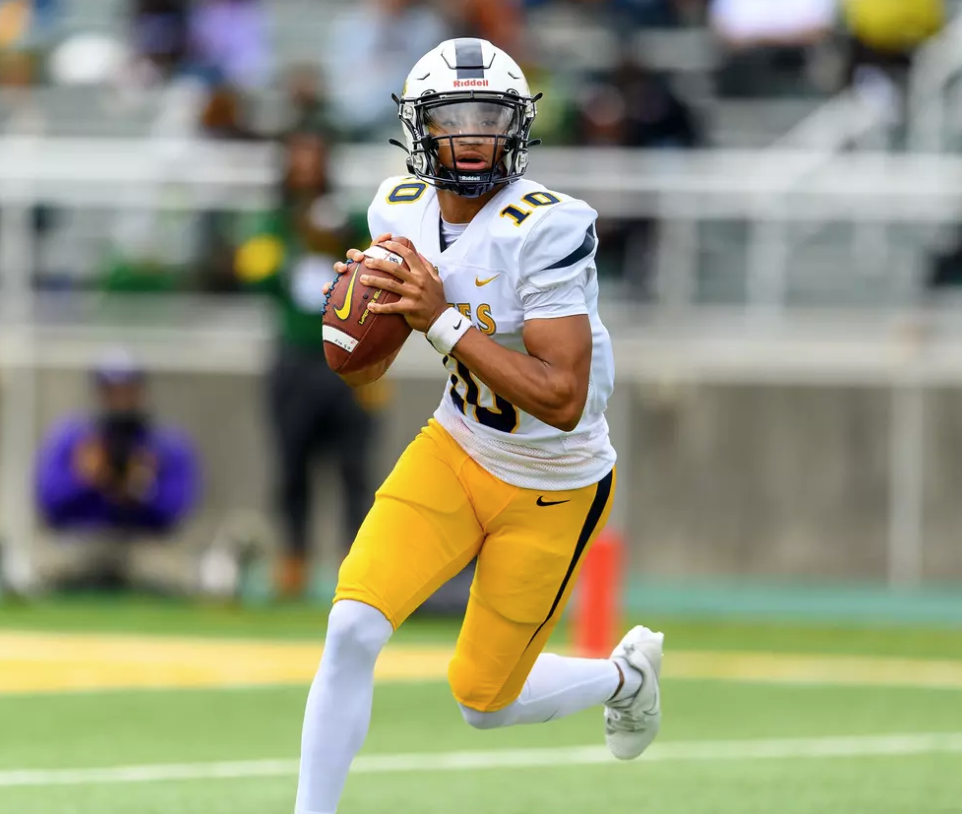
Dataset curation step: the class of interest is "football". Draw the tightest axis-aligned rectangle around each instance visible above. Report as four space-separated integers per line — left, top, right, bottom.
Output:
322 239 414 375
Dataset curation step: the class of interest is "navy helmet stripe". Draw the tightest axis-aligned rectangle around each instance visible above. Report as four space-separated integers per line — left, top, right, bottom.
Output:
543 225 597 271
454 38 485 79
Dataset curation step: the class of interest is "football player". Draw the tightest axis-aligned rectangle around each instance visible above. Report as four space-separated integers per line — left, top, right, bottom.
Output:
296 38 663 814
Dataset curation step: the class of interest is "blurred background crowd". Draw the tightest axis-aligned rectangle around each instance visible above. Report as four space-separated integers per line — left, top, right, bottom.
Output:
1 0 949 293
1 0 961 609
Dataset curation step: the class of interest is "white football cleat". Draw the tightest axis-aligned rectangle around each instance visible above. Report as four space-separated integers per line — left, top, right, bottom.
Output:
604 625 664 761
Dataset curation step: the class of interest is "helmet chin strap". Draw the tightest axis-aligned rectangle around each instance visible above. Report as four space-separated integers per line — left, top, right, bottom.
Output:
388 137 510 197
435 166 501 198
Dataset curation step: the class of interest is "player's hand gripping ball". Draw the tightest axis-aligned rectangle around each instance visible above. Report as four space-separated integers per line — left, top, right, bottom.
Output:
358 238 449 334
322 235 415 375
323 235 450 374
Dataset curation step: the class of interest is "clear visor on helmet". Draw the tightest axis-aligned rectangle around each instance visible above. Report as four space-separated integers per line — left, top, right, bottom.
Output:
422 100 521 137
400 93 535 198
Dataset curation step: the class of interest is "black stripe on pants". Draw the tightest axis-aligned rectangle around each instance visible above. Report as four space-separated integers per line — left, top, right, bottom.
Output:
525 469 615 651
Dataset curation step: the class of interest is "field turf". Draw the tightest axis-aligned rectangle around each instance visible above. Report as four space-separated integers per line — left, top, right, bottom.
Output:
1 596 960 814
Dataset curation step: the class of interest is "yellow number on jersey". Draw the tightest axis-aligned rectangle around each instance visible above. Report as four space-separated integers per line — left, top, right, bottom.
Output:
387 181 427 204
499 191 561 226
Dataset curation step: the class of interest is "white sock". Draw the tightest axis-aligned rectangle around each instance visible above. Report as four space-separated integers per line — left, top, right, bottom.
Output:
294 600 393 814
459 653 623 729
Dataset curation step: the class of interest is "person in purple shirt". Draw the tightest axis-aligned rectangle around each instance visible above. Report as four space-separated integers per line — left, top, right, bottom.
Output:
189 0 271 90
33 351 202 593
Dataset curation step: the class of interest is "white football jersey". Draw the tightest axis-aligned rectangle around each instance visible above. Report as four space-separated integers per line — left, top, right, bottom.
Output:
368 175 616 491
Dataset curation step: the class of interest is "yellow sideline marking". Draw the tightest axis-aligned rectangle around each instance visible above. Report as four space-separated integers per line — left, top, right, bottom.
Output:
669 650 962 690
0 632 449 694
1 632 962 694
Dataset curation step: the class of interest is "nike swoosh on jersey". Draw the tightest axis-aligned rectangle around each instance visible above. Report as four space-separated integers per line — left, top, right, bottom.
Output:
333 267 358 321
475 274 500 287
536 496 570 507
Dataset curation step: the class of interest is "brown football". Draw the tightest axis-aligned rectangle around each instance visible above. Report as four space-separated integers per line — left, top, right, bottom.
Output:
322 239 414 375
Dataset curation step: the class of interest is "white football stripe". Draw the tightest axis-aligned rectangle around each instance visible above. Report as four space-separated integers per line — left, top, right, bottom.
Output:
322 325 358 352
364 245 403 264
2 733 961 788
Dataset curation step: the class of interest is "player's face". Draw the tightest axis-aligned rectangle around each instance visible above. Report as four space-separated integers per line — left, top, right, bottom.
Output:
424 101 516 172
98 381 145 415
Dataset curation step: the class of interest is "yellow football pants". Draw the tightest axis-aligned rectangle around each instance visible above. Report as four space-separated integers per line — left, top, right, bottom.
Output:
335 419 615 712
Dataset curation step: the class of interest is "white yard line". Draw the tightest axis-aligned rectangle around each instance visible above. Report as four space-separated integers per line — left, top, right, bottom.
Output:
2 733 962 788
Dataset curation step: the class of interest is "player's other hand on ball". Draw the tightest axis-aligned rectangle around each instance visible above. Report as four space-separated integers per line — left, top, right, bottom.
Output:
324 233 393 295
361 239 448 334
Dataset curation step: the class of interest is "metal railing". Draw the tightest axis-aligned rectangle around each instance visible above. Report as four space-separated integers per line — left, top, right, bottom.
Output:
5 139 962 589
908 10 962 152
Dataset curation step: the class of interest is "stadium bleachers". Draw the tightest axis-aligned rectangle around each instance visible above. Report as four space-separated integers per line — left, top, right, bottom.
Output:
6 1 962 309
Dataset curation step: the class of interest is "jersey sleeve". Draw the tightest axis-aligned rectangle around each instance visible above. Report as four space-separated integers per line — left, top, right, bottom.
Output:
517 199 598 320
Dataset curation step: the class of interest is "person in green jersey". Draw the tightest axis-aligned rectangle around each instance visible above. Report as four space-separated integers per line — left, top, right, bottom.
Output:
236 128 387 599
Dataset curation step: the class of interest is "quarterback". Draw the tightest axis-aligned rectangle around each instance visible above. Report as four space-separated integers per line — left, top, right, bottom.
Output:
296 38 663 814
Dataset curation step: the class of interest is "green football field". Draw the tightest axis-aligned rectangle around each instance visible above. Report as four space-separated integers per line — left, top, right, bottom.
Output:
1 597 961 814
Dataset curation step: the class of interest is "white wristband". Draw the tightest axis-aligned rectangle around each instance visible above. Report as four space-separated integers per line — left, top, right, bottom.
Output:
426 307 471 355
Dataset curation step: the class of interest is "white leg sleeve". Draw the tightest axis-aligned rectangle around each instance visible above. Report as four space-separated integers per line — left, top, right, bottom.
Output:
294 600 393 814
459 653 622 730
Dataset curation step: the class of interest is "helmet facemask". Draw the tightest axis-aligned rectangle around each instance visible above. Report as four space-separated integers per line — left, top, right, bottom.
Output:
392 92 541 198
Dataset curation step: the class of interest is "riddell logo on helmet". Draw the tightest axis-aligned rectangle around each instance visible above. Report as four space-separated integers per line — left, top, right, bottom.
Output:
453 79 489 88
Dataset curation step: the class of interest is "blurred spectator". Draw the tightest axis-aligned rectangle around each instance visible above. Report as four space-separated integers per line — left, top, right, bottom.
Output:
198 81 254 139
325 0 449 141
842 0 944 101
0 0 59 50
48 33 130 87
0 49 36 89
441 1 577 143
189 0 272 90
576 55 701 297
284 62 332 135
520 0 704 28
577 57 701 148
448 0 526 52
234 128 386 600
33 350 202 595
709 0 838 97
591 0 701 28
0 0 31 49
193 83 261 292
926 229 962 296
130 0 191 83
0 0 61 87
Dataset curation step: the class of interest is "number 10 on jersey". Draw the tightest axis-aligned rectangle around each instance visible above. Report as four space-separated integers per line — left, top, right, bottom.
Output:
500 191 561 227
444 357 520 434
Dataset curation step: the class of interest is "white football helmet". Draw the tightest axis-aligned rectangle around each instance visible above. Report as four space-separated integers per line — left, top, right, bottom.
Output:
391 38 541 198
